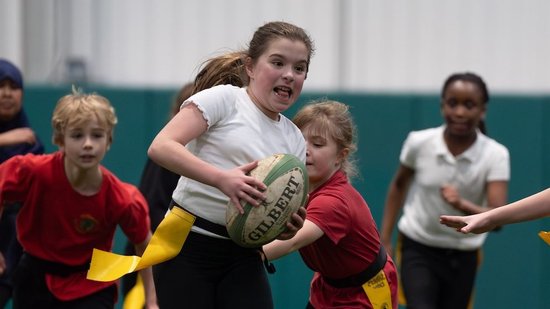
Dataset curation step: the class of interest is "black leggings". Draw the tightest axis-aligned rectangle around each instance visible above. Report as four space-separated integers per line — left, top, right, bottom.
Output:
154 231 273 309
399 234 479 309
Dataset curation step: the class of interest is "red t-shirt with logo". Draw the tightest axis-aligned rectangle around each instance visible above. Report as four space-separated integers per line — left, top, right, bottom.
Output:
0 151 150 300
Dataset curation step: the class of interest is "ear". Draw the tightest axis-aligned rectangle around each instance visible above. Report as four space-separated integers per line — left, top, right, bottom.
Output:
58 145 65 153
244 56 255 79
54 136 64 149
336 148 350 165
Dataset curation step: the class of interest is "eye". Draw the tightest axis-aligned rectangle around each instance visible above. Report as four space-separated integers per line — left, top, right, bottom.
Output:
91 130 107 139
272 60 284 67
311 140 326 148
464 101 479 109
2 80 20 90
445 99 457 108
70 132 83 139
294 64 306 73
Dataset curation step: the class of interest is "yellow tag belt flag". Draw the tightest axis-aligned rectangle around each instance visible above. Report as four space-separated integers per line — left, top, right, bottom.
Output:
362 270 393 309
539 231 550 246
123 275 145 309
87 206 195 282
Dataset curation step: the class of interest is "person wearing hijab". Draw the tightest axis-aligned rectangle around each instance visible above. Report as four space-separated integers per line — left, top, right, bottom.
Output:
0 58 45 307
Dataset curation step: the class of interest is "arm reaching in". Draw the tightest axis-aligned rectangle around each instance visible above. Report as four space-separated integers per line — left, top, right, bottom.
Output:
440 188 550 234
263 219 323 261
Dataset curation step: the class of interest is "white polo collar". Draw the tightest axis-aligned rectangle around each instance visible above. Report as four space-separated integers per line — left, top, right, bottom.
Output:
435 125 484 163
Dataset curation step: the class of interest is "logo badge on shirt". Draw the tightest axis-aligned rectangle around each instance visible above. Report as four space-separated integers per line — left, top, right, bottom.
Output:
74 214 99 234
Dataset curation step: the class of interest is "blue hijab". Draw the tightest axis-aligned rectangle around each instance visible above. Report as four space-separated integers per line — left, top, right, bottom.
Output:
0 59 45 162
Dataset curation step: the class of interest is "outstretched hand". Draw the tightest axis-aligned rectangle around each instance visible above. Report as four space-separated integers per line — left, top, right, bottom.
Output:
217 161 267 214
439 212 495 234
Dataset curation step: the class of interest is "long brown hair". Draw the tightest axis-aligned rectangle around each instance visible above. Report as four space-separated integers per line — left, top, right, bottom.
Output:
191 21 315 94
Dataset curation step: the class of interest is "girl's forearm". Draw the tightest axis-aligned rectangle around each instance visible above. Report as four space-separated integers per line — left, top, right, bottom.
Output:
489 189 550 225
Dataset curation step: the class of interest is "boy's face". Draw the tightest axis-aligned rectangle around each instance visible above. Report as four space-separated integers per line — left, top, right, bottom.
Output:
0 79 23 121
61 116 110 171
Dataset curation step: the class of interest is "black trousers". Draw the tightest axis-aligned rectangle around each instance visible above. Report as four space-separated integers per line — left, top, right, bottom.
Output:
399 234 479 309
154 231 273 309
0 204 24 307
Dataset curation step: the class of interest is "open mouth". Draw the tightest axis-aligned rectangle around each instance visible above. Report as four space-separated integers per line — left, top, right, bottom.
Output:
274 86 292 99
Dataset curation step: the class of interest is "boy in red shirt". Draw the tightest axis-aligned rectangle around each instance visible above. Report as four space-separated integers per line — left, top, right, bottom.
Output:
0 89 157 308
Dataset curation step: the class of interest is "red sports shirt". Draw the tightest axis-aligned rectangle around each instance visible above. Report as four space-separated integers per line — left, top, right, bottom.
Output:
0 151 150 300
299 170 398 308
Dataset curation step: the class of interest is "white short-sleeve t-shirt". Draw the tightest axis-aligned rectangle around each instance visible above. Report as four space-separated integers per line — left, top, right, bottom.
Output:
171 84 306 237
397 125 510 250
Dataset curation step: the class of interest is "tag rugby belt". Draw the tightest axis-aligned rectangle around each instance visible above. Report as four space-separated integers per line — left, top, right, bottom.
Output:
322 246 393 309
170 200 277 273
20 253 90 277
169 199 229 238
322 246 387 288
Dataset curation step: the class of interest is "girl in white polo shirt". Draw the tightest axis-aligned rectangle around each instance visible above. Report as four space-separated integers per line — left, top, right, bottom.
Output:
381 72 510 309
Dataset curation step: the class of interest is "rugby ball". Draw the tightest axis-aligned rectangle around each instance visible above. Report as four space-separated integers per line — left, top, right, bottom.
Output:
226 153 308 248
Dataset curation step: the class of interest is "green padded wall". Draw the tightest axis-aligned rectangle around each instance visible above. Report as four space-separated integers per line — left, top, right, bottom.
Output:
15 86 550 309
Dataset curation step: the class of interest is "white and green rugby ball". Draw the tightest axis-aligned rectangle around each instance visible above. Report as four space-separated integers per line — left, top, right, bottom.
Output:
226 153 308 248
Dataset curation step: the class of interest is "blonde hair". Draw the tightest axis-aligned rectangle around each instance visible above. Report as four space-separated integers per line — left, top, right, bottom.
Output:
51 87 117 146
292 100 358 179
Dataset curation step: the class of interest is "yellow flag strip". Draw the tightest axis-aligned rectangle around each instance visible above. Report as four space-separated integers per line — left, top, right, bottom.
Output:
539 231 550 246
122 275 145 309
87 206 195 282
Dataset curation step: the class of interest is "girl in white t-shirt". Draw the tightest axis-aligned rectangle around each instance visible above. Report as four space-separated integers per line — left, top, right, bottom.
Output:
148 21 314 309
381 72 510 309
